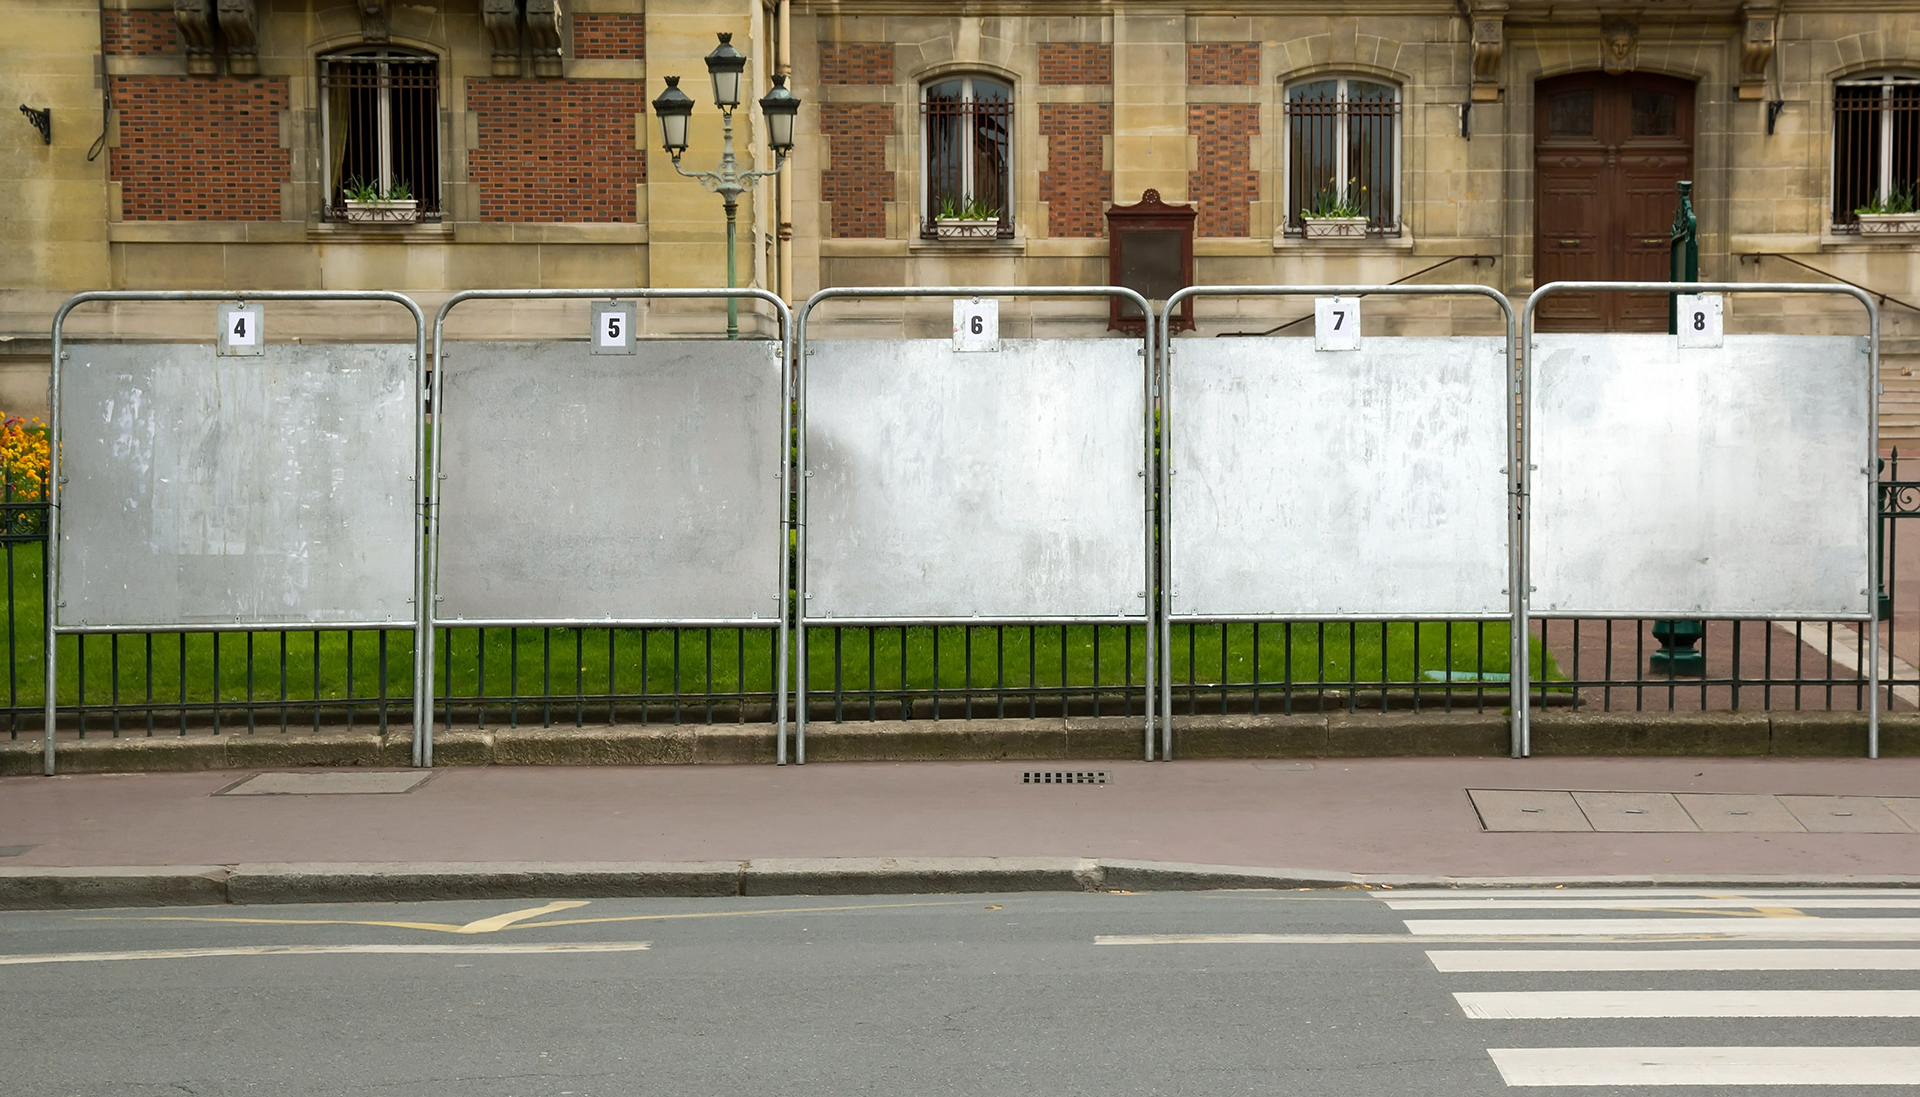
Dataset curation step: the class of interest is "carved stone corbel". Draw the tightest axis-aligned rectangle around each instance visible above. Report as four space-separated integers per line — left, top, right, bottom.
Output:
526 0 565 77
174 0 217 75
1740 5 1779 100
1471 16 1504 102
360 0 389 43
483 0 524 77
1601 17 1639 76
215 0 258 76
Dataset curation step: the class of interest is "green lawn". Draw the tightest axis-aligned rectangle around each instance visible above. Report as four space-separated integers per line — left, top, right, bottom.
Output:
0 544 1556 713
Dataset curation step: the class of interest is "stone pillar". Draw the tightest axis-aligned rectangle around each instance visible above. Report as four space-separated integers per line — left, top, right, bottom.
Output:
644 0 758 290
1111 5 1187 205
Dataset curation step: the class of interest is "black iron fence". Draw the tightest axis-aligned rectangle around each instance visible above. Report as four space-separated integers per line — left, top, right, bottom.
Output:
12 455 1912 738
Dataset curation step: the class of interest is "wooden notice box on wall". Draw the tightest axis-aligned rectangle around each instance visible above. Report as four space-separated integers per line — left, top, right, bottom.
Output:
1105 189 1197 334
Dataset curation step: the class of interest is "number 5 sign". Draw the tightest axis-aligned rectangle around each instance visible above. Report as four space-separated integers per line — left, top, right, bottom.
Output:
1314 296 1361 351
953 298 999 353
1675 293 1724 349
591 301 636 355
217 303 264 357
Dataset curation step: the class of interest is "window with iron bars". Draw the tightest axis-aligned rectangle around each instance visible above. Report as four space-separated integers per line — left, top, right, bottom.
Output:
319 51 442 222
1284 77 1400 235
1833 74 1920 230
922 76 1013 239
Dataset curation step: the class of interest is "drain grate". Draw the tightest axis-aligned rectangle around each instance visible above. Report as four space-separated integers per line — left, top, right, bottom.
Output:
1022 771 1109 785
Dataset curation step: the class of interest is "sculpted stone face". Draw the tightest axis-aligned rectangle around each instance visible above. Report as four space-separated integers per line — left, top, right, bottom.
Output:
1602 19 1638 74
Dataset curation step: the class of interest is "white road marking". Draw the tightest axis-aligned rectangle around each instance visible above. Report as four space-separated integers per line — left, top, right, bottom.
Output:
1375 888 1920 901
1487 1046 1920 1087
1457 990 1920 1019
1404 917 1920 939
1091 933 1803 945
1428 948 1920 972
0 942 652 966
1386 897 1920 911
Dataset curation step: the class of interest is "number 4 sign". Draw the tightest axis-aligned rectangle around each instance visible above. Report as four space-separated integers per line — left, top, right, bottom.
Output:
1314 296 1361 351
953 298 999 353
217 303 264 357
591 300 636 355
1676 293 1724 349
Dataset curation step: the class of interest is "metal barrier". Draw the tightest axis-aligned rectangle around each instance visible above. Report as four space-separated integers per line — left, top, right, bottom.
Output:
793 287 1158 762
1161 285 1522 758
1522 281 1881 756
46 290 428 775
425 288 792 767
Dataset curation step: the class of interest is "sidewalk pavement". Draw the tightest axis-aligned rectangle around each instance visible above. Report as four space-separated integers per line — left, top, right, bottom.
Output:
2 756 1917 906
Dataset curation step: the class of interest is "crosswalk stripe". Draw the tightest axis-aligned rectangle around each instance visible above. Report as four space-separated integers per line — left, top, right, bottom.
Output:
1428 948 1920 972
1457 990 1920 1019
1404 917 1920 939
1487 1046 1920 1087
1387 897 1920 911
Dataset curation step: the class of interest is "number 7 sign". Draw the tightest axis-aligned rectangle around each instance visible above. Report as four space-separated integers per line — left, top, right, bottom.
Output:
1314 296 1361 351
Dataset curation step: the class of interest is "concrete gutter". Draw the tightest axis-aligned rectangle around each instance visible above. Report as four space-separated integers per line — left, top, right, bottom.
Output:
3 711 1913 776
3 857 1917 910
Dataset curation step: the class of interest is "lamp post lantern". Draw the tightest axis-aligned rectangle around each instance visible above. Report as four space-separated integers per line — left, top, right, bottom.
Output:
651 33 801 338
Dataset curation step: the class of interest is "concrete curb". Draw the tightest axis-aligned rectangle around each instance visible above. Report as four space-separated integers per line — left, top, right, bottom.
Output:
5 711 1916 775
4 858 1918 910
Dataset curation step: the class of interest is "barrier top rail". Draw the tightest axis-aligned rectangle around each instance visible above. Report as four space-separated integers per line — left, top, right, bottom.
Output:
791 285 1158 764
46 289 429 775
424 287 792 769
1521 280 1881 759
1158 283 1521 761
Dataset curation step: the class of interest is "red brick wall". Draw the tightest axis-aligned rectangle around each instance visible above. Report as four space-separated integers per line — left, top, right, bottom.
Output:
103 10 180 56
820 44 892 85
469 79 646 222
1188 103 1258 237
109 76 288 220
1187 43 1259 85
1039 104 1111 237
819 102 893 238
1038 43 1111 85
571 14 643 59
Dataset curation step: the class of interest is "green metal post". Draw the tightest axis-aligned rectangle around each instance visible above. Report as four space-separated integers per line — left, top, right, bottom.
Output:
1654 179 1706 677
724 196 739 339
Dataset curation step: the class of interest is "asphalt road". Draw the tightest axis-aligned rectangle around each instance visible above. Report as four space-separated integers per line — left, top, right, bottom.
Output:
4 888 1918 1096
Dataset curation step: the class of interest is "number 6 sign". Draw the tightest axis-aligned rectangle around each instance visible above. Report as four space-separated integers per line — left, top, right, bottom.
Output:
1675 293 1724 349
591 300 636 355
952 298 999 353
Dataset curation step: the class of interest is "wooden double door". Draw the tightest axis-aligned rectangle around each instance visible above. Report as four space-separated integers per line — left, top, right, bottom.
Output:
1534 72 1696 331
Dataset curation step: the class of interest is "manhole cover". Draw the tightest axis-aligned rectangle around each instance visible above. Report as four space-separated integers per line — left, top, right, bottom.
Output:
216 772 433 796
1022 771 1109 785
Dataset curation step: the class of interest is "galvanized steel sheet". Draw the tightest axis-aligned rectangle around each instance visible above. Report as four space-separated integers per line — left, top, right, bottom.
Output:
56 343 418 627
1530 333 1872 617
434 340 784 623
805 338 1147 620
1167 336 1512 617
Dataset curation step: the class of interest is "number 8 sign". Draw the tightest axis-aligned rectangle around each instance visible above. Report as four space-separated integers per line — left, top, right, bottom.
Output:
1675 293 1724 349
591 301 636 356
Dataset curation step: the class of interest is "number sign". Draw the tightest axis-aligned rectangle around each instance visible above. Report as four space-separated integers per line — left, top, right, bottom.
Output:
953 298 1000 353
591 301 637 356
1314 296 1361 351
217 303 264 357
1675 293 1724 349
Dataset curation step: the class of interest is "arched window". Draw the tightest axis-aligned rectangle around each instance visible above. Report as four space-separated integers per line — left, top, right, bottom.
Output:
319 49 441 221
1284 76 1401 235
1833 73 1920 230
921 75 1012 239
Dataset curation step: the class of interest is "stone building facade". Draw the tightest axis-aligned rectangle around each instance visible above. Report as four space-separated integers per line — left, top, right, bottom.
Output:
5 0 1920 436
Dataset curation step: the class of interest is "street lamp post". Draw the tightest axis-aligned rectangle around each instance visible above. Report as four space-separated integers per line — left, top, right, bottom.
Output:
651 33 801 338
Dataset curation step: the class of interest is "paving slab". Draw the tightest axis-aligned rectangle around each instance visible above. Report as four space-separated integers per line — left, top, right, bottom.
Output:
1677 793 1808 833
1571 790 1698 832
1780 795 1917 833
1467 789 1591 832
217 772 433 796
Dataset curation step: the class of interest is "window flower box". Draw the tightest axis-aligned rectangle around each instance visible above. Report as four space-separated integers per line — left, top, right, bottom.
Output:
1301 215 1369 240
342 199 421 224
1856 212 1920 235
933 217 1003 240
